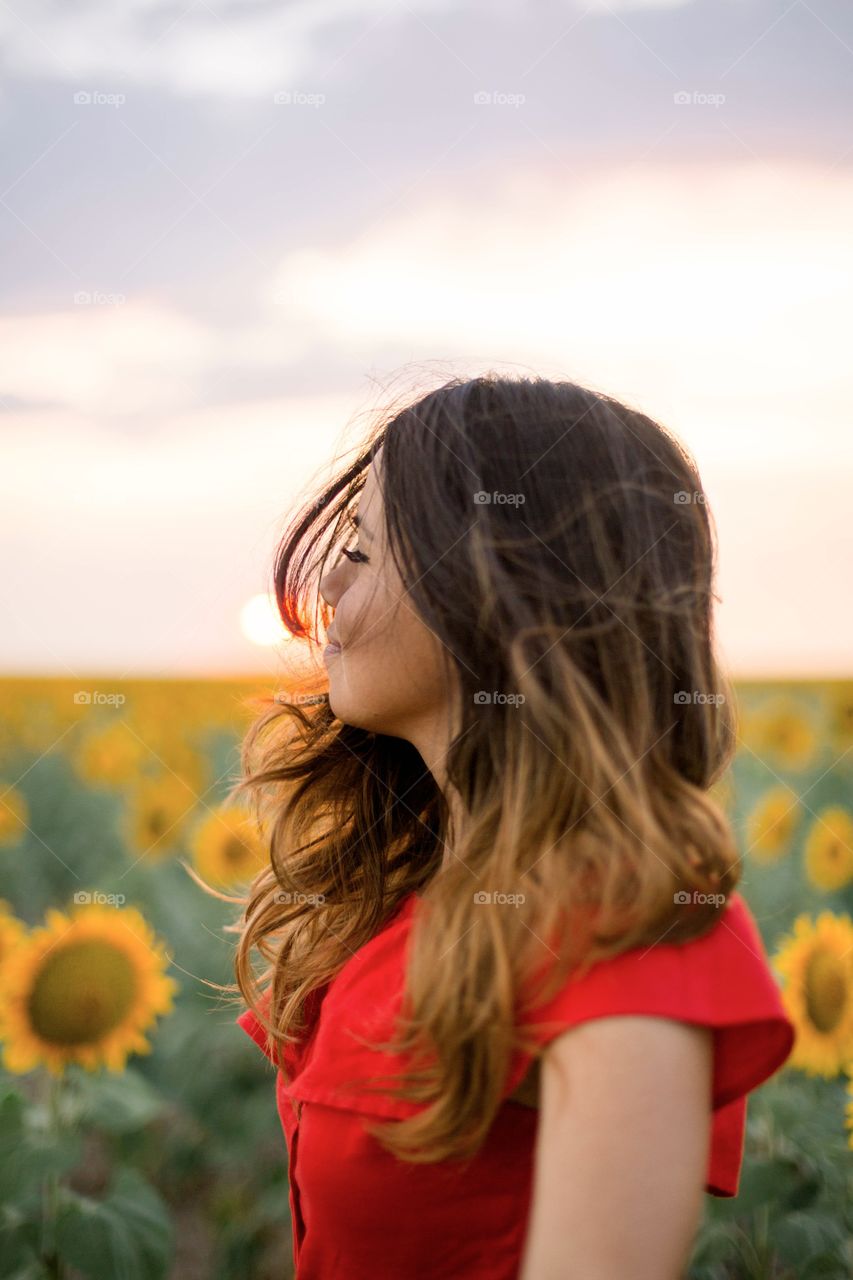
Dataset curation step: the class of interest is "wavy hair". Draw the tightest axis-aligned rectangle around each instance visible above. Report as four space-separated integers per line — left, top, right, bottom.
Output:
213 373 740 1163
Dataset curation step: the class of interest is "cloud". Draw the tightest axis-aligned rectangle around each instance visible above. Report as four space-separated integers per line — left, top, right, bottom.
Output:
0 0 703 101
4 154 852 465
267 157 853 463
0 0 457 99
0 298 310 417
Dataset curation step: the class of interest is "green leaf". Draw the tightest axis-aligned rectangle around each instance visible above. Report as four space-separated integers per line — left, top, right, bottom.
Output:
54 1166 174 1280
783 1169 823 1212
800 1252 852 1280
773 1213 846 1269
73 1067 169 1135
0 1090 82 1207
0 1089 25 1143
0 1211 47 1279
689 1218 741 1268
1 1257 54 1280
725 1157 803 1215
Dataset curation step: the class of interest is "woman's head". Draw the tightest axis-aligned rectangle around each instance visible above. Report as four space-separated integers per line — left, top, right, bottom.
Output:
226 372 740 1162
311 376 730 815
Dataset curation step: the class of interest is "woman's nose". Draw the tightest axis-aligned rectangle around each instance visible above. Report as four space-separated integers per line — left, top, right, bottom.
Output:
319 564 341 609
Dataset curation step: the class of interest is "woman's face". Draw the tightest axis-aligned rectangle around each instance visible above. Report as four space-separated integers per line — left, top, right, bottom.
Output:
318 447 458 764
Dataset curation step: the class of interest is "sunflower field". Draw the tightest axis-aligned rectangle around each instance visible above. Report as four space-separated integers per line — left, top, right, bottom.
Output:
0 676 851 1279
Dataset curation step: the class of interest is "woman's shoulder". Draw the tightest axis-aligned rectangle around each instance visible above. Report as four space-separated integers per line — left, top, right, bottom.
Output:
520 889 785 1021
513 889 795 1112
235 891 418 1076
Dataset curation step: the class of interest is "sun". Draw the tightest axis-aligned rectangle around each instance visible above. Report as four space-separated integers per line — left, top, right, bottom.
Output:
240 593 290 647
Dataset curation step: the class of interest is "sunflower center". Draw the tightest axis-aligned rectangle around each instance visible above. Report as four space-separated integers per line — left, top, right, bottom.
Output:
148 808 168 839
804 950 847 1034
223 836 249 864
29 940 137 1045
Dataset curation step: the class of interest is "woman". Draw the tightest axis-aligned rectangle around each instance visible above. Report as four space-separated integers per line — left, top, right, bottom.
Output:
231 374 794 1279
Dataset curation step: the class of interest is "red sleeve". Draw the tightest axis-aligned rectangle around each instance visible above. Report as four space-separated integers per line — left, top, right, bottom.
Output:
236 987 283 1068
509 891 795 1197
236 982 329 1077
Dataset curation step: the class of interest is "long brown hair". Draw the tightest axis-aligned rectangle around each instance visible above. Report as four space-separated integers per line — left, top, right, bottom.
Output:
214 373 740 1163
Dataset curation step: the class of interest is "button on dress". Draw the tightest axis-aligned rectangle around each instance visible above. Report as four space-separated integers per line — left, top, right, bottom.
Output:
236 889 795 1279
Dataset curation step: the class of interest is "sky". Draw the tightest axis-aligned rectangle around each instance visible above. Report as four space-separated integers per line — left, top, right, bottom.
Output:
2 0 852 680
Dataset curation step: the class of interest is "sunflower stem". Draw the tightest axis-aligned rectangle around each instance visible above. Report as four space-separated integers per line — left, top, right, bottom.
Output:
40 1070 66 1279
755 1204 771 1273
734 1223 765 1280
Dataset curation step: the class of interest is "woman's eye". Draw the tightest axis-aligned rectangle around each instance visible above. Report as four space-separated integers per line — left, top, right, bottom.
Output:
340 545 369 565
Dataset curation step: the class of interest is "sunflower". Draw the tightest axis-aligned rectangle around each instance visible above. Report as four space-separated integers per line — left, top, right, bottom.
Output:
772 911 853 1078
0 898 27 973
189 804 269 888
154 740 208 796
0 902 178 1076
123 773 199 861
0 682 63 757
744 786 799 864
804 806 853 892
0 783 28 847
75 721 149 788
825 682 853 757
746 698 819 771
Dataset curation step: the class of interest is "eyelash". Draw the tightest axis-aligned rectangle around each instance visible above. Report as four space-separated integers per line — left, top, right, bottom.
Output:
340 545 369 565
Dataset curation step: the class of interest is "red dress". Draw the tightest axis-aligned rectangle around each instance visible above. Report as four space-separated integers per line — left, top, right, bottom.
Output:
236 889 795 1279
